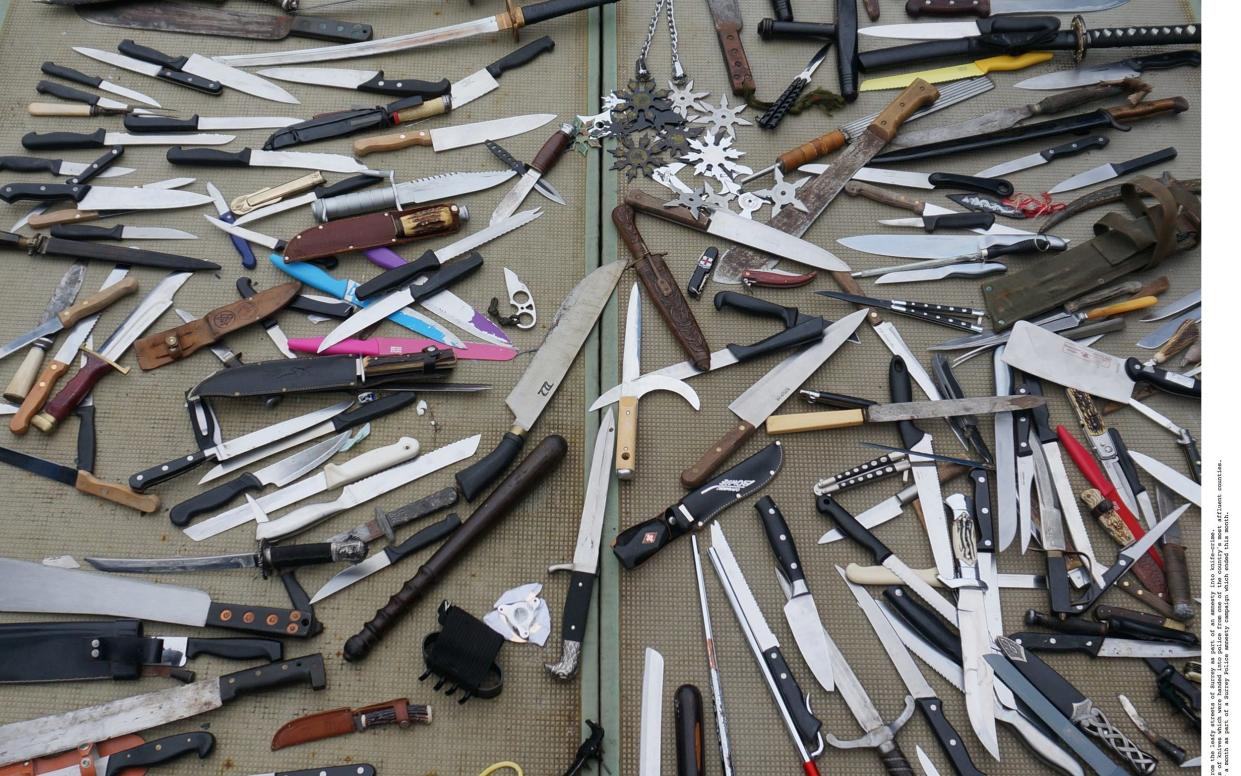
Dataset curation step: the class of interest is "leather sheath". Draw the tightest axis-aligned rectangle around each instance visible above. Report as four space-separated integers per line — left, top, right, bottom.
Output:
134 282 301 370
0 620 158 682
283 203 464 262
270 698 427 749
983 177 1200 329
0 736 147 776
190 350 454 399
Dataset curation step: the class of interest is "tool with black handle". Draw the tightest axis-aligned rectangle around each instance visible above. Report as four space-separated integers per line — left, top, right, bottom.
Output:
836 0 860 101
675 684 707 776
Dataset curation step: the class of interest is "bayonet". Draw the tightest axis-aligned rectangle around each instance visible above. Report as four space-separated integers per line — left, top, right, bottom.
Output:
310 515 461 603
76 41 299 103
545 410 616 679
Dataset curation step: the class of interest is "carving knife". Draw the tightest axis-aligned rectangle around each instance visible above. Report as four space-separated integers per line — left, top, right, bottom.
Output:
1129 450 1200 507
77 40 299 103
1015 51 1201 91
21 129 233 151
0 653 326 764
639 648 665 776
767 394 1042 434
543 410 616 679
168 146 376 174
758 497 833 691
40 60 162 107
0 180 212 211
83 538 368 574
18 176 198 233
124 114 304 132
679 308 868 488
1009 632 1200 660
310 514 462 603
352 112 557 157
0 154 135 179
75 0 374 42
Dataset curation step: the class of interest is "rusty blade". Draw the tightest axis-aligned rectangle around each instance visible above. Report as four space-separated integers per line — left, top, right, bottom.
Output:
75 0 363 41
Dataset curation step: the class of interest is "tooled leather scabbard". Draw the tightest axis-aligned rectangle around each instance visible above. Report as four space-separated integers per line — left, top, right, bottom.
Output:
283 203 465 262
134 282 301 370
613 205 711 371
271 698 431 750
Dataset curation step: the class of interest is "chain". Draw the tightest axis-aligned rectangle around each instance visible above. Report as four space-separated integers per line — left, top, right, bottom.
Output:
666 0 685 82
635 0 684 82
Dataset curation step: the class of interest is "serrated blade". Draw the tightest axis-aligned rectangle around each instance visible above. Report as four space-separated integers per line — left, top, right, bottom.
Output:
837 566 934 699
430 113 556 152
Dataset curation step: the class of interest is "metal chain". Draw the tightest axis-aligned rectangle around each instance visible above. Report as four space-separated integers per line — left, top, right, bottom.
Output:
666 0 685 82
635 0 684 81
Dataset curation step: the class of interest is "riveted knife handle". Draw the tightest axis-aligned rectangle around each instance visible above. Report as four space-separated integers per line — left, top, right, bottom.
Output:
1008 631 1103 657
888 356 924 448
679 421 756 489
1124 358 1199 398
757 496 806 585
1108 97 1190 124
882 586 961 661
102 732 215 776
12 357 72 434
0 182 89 204
351 72 447 97
836 0 860 102
970 468 995 552
347 435 566 661
129 449 211 491
169 472 263 526
844 180 927 213
285 15 373 40
455 430 526 501
184 636 283 662
34 353 113 433
1025 608 1107 635
674 684 706 776
624 189 711 230
556 569 596 645
921 212 994 232
714 291 801 329
75 470 161 512
124 114 202 133
766 645 822 745
216 654 325 699
917 697 987 776
711 17 754 97
870 80 940 143
36 80 100 106
118 39 188 69
21 128 106 151
1041 135 1111 164
726 317 824 363
167 147 253 166
818 494 892 563
927 172 1013 197
488 36 556 77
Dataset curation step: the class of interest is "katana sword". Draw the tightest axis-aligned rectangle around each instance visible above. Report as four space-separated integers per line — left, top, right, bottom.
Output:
545 409 615 680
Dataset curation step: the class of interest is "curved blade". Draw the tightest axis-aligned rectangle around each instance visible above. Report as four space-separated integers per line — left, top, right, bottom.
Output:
309 550 389 603
629 374 700 408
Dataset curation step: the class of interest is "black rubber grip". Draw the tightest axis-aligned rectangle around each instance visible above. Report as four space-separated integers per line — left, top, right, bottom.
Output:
102 732 214 776
769 0 793 22
674 684 706 776
724 317 824 362
0 182 86 204
757 76 809 130
266 542 340 569
765 645 822 745
882 586 961 661
314 173 382 199
216 654 326 701
50 224 124 240
835 0 860 102
41 62 103 88
124 114 202 133
927 172 1013 197
488 36 556 77
129 449 211 491
519 0 617 28
888 356 924 449
22 129 107 151
36 80 100 105
331 393 420 431
714 290 801 328
455 431 526 501
1130 50 1200 73
756 496 806 584
67 147 124 185
1025 608 1106 635
1112 147 1178 177
983 235 1064 259
355 251 440 299
119 38 188 69
357 72 449 98
1008 632 1101 657
817 494 892 563
917 697 987 776
559 570 596 641
184 636 283 662
166 147 253 166
920 212 995 232
168 472 263 527
758 18 836 39
0 156 62 174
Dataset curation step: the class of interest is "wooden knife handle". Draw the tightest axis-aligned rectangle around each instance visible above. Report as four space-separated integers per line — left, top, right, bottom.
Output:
345 434 567 662
28 103 93 117
713 19 755 96
26 208 100 229
1084 295 1157 320
1108 97 1190 123
33 353 113 432
1161 541 1195 621
1132 276 1170 299
531 124 573 173
680 421 756 489
844 180 927 214
624 190 711 230
612 203 652 259
75 469 160 512
870 79 940 143
10 358 69 434
353 129 433 156
57 276 138 327
635 254 712 372
777 130 848 172
1030 81 1137 118
766 409 865 434
905 0 990 16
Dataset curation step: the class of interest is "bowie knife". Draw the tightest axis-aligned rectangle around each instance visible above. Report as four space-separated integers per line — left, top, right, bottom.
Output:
84 539 368 574
0 654 326 763
76 0 374 42
78 41 299 103
232 172 380 225
490 123 573 224
311 170 513 222
452 259 626 500
353 112 556 157
40 60 162 107
311 514 461 603
1015 51 1201 90
757 496 834 692
679 308 867 488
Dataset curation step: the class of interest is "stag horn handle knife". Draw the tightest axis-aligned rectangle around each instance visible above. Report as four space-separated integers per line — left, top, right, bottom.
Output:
613 204 711 372
271 699 430 749
344 434 567 662
282 203 465 262
134 282 300 370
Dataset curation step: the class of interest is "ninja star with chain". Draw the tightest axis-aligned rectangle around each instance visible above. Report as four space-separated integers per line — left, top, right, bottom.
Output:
667 79 709 118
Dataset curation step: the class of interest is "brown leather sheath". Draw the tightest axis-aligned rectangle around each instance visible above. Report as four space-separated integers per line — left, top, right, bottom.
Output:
270 699 427 750
612 205 712 371
283 203 464 262
0 736 147 776
133 282 302 370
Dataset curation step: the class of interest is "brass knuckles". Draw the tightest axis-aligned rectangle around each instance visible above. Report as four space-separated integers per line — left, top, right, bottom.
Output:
232 172 326 214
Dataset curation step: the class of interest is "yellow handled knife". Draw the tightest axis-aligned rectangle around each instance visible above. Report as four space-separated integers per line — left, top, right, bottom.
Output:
860 52 1053 92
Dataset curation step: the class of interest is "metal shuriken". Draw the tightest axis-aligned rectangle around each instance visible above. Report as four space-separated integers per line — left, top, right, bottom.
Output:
755 168 810 216
736 191 767 219
610 133 664 181
691 94 753 139
651 162 694 195
664 187 709 219
612 78 674 127
651 123 702 157
699 181 735 213
601 92 626 112
667 79 709 118
681 132 753 183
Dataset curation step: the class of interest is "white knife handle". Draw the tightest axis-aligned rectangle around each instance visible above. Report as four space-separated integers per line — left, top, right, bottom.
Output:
845 562 945 589
322 437 419 489
256 498 344 541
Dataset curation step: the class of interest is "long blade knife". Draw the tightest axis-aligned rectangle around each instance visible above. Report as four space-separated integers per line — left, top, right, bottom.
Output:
0 276 137 361
868 2 1125 32
353 112 556 156
167 146 376 174
23 130 234 149
75 0 374 43
40 60 162 107
1129 450 1200 507
77 42 299 103
0 182 212 211
860 52 1051 91
1015 51 1200 90
0 154 135 178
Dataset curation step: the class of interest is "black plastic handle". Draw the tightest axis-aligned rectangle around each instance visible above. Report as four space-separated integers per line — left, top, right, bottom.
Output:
331 393 420 431
0 182 86 204
756 496 806 585
36 80 100 105
1106 429 1147 498
119 39 188 69
882 586 961 661
888 356 924 449
714 290 801 328
389 513 461 562
103 732 215 776
314 173 382 199
488 36 556 78
124 115 201 133
801 390 877 409
765 645 822 745
0 156 62 174
927 172 1013 197
184 636 283 662
757 18 837 40
1102 615 1200 645
42 61 103 88
1025 608 1107 635
168 471 263 527
917 697 987 776
835 0 859 102
356 250 440 299
559 569 596 642
167 147 253 167
288 16 374 42
278 767 375 776
1181 432 1202 483
519 0 617 28
817 494 892 563
216 654 326 701
49 224 124 240
921 212 995 232
1112 147 1178 177
455 431 526 501
725 317 825 363
1131 50 1201 73
356 72 449 98
982 235 1065 260
971 468 994 553
1009 632 1102 657
22 129 107 151
156 67 221 94
1042 135 1110 162
129 449 210 491
266 542 342 569
674 684 707 776
68 147 124 186
406 253 483 304
1124 358 1200 399
76 403 97 474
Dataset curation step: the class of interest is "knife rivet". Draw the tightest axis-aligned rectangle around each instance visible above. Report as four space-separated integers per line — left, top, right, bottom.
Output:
266 614 278 625
90 649 100 658
219 609 233 621
243 611 256 623
91 639 100 648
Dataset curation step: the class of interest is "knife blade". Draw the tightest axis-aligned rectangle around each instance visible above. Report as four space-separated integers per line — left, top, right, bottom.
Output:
84 538 366 574
860 52 1051 91
852 167 1014 196
639 647 664 776
767 394 1043 433
1047 147 1178 194
48 225 196 241
310 170 514 222
1015 51 1201 90
0 276 137 361
23 130 234 150
874 2 1124 28
1129 450 1200 507
125 114 304 132
353 112 556 156
40 60 162 107
85 41 299 104
167 146 376 174
76 0 373 43
1011 632 1200 659
2 261 87 403
0 181 211 211
841 233 1063 260
309 514 461 603
32 733 215 776
975 136 1111 178
0 155 135 179
1140 290 1200 322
